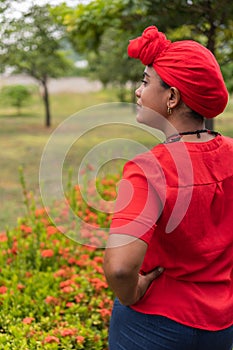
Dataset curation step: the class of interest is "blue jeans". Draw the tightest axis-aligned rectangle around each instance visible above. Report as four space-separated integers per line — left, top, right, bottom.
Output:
109 299 233 350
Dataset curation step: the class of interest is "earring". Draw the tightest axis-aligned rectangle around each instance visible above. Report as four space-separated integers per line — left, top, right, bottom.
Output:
167 107 172 115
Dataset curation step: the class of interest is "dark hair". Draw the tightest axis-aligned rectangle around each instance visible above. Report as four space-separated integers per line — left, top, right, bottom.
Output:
160 78 204 123
160 79 170 90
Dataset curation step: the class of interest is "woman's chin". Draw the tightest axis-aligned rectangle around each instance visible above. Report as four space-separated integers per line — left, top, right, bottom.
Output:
136 110 155 127
136 108 167 131
136 113 144 123
136 107 146 124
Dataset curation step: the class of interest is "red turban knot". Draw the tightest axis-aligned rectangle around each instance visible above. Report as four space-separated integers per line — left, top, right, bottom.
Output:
128 26 171 65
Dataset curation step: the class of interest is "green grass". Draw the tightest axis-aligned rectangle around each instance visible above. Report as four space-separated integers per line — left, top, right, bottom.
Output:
0 88 157 230
0 90 97 228
0 88 233 230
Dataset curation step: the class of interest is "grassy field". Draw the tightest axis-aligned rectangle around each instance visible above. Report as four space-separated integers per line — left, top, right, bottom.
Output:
0 87 233 231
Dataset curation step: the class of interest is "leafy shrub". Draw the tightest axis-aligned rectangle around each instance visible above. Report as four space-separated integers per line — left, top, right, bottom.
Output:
0 170 119 349
0 85 32 115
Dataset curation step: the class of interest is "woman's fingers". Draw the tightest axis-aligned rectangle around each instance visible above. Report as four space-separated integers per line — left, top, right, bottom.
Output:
146 266 164 281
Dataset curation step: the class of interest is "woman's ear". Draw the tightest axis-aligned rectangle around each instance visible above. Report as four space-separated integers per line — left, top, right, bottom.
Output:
167 87 181 109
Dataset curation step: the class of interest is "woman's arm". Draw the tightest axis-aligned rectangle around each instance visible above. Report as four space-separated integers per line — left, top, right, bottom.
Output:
103 233 164 305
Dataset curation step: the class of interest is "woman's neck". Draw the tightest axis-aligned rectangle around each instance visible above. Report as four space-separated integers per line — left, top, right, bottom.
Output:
164 119 216 143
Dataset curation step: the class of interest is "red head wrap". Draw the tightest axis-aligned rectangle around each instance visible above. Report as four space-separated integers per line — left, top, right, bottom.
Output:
128 26 228 118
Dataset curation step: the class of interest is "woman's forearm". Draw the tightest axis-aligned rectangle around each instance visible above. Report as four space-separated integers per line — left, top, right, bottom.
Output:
103 234 164 305
104 261 164 306
104 266 140 305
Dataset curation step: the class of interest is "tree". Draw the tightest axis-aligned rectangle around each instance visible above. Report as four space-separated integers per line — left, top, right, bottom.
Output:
157 0 233 129
0 0 9 14
0 4 74 127
51 0 151 102
53 0 233 129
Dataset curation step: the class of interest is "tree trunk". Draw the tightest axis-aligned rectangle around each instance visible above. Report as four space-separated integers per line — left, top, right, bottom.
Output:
17 104 21 117
41 77 51 127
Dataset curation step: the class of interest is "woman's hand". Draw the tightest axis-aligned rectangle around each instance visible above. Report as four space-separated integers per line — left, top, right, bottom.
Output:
134 267 164 304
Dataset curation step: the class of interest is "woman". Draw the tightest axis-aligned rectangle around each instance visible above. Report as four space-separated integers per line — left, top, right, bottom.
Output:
103 26 233 350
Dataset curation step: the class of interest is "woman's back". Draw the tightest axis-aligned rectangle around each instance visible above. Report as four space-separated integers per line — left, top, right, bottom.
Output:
130 135 233 330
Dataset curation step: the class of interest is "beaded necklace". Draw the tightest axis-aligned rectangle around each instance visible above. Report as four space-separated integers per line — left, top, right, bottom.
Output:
164 129 220 144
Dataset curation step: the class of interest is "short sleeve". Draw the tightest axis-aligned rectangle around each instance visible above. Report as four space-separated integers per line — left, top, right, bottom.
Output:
110 153 165 244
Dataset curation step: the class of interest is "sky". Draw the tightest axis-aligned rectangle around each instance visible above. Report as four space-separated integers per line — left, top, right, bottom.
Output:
9 0 88 18
12 0 82 9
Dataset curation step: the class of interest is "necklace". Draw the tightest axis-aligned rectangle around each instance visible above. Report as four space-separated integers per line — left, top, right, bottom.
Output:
164 129 220 144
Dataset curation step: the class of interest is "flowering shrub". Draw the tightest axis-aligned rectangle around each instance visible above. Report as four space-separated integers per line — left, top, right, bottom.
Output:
0 172 119 349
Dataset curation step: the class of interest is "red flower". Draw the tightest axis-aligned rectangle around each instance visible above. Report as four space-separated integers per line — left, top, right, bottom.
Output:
0 232 7 242
75 293 85 303
41 218 50 226
99 297 113 309
54 266 75 278
41 249 54 258
0 286 7 294
59 279 73 288
76 335 85 344
93 256 103 264
66 302 74 308
52 239 60 246
25 271 33 278
8 241 18 255
45 296 59 305
54 268 71 278
61 286 74 294
35 207 47 217
17 283 25 291
67 257 76 265
98 308 111 318
20 225 32 234
44 335 60 343
22 317 35 324
60 328 76 337
74 259 86 267
90 278 108 290
46 225 58 236
80 254 89 260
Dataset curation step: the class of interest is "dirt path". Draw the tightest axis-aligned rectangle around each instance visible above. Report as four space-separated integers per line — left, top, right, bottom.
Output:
0 74 102 93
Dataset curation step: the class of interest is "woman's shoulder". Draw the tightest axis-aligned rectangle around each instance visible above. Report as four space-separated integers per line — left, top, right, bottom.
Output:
123 143 169 181
222 135 233 146
127 143 166 167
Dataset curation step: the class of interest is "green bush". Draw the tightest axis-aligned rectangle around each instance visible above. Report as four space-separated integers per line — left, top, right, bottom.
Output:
0 85 32 115
0 170 118 349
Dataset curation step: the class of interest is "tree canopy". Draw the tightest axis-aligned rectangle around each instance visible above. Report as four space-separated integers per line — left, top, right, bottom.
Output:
52 0 233 76
1 0 232 126
52 0 233 129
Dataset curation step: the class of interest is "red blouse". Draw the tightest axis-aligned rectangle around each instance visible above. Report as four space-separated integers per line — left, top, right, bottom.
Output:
110 135 233 330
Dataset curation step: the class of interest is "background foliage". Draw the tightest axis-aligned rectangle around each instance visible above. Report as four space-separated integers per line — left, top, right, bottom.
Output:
0 170 116 349
51 0 233 91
